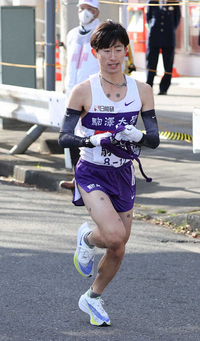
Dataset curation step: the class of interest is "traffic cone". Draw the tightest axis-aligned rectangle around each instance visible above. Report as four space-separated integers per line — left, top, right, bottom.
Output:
172 64 181 77
55 40 62 81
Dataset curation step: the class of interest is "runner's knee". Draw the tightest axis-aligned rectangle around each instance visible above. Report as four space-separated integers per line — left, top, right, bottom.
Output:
107 244 125 260
105 227 126 250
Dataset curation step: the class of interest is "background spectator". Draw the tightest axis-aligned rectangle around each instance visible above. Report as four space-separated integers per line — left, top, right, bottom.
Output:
146 0 181 95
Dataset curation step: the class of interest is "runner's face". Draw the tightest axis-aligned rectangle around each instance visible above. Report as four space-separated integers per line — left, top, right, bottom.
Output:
95 40 126 74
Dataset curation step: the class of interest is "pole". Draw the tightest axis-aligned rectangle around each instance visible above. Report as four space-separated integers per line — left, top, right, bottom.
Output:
9 125 46 155
9 0 56 155
60 1 67 93
119 0 129 74
60 1 73 171
119 0 128 29
45 0 56 90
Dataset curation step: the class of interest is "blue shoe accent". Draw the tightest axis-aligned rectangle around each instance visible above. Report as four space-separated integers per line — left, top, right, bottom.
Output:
87 302 110 323
79 258 94 276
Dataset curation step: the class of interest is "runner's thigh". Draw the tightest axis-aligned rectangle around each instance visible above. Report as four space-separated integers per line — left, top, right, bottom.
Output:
78 185 126 238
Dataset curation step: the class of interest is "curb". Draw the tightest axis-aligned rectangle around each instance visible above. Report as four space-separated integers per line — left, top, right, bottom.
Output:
133 208 200 236
0 160 74 192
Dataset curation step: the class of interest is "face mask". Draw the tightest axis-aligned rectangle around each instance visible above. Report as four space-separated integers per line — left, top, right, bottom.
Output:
78 9 94 25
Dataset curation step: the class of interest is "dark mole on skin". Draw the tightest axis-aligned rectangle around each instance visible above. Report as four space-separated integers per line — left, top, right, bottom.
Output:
127 214 131 218
100 197 104 200
89 207 92 212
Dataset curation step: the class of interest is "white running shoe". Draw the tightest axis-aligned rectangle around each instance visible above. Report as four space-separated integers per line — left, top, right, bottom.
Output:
79 290 111 326
73 222 95 277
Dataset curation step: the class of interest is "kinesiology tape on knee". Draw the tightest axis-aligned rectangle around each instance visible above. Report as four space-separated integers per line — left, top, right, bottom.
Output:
58 108 94 149
139 109 160 149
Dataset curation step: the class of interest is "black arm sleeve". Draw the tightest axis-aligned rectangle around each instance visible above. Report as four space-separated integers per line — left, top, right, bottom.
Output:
138 109 160 149
58 108 94 148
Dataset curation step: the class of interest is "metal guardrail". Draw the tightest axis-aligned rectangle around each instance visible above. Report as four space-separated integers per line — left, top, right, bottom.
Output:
0 84 65 129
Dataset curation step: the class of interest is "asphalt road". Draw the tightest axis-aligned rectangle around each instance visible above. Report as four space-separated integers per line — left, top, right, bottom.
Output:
0 180 200 341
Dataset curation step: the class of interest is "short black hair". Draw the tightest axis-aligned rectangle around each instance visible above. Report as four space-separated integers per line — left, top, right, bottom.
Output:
90 20 129 51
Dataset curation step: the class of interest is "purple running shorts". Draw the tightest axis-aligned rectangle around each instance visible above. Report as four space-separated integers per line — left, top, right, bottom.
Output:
72 159 136 212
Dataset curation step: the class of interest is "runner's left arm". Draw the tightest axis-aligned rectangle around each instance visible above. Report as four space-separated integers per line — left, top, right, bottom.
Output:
138 109 160 149
137 81 160 149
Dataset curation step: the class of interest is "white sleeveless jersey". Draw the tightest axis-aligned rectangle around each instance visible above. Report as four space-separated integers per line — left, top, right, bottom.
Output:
65 23 100 100
78 73 142 168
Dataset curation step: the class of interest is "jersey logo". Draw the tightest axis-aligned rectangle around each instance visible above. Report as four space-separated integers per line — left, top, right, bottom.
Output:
94 105 114 112
125 100 135 106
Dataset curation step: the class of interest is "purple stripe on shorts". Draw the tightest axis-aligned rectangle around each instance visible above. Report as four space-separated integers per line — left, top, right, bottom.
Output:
72 159 136 212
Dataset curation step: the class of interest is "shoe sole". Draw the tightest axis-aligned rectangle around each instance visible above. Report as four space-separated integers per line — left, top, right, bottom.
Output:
79 295 111 326
73 223 94 277
59 181 75 190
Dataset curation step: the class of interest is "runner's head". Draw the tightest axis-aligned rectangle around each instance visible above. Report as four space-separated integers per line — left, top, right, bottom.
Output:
90 20 129 52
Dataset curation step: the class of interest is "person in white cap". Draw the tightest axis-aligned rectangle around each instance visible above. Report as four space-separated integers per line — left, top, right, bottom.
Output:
64 0 100 99
60 0 100 190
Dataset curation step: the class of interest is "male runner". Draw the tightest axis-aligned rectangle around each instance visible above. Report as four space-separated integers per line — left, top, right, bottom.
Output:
58 20 159 326
60 2 136 189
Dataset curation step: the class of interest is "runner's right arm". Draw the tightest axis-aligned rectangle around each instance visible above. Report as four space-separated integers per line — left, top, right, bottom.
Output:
58 108 94 148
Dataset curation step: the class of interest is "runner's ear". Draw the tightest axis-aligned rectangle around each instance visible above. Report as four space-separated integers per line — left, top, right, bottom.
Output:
91 48 97 58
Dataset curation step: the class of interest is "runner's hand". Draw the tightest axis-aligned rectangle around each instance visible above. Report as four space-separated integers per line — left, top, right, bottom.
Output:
90 132 112 146
115 131 129 141
116 125 143 143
